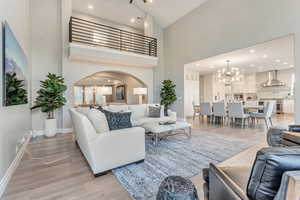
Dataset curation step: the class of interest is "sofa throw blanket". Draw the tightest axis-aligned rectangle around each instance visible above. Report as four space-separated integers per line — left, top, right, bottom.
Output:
148 106 161 118
102 110 132 131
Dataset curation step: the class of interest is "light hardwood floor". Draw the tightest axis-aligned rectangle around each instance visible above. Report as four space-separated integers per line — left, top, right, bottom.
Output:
2 114 293 200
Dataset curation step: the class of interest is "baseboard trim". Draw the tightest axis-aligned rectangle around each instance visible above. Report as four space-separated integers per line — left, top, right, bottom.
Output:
0 131 32 198
32 128 73 137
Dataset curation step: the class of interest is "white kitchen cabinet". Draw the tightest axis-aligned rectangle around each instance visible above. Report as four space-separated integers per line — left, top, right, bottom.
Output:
283 99 294 113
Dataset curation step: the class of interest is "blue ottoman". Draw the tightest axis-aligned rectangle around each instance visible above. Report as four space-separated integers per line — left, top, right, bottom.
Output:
156 176 199 200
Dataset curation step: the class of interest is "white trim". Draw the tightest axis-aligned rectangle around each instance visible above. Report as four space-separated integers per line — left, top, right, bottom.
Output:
32 128 73 137
0 131 32 198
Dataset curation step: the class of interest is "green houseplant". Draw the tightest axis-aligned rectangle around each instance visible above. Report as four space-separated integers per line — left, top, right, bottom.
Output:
31 73 67 137
160 80 177 116
5 73 28 106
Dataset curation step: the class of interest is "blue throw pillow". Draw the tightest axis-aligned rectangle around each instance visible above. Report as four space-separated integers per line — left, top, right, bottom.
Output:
102 110 132 131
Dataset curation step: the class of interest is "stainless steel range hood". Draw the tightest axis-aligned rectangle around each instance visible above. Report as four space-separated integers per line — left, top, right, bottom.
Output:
261 70 286 87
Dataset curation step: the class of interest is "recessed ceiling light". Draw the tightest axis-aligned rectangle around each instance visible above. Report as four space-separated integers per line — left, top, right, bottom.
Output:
283 62 288 65
144 22 148 28
88 4 94 10
130 18 136 23
250 64 255 67
275 59 281 63
210 66 215 69
290 65 294 67
262 54 268 58
249 49 255 53
148 0 153 3
196 63 200 67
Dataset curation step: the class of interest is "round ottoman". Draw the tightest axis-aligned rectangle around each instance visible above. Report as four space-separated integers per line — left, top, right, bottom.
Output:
156 176 199 200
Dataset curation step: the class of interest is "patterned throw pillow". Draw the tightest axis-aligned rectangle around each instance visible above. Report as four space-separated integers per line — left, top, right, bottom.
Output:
102 110 132 131
148 106 161 118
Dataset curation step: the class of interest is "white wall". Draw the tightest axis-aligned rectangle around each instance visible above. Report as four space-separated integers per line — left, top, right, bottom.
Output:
184 69 199 117
0 0 31 182
31 0 62 133
164 0 300 123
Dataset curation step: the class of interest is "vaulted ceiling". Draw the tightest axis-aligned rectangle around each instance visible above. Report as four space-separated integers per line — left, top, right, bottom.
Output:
185 35 295 74
72 0 208 30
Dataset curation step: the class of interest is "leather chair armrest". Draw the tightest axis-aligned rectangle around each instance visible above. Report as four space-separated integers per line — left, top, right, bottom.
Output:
281 131 300 146
209 163 249 200
289 124 300 132
274 171 300 200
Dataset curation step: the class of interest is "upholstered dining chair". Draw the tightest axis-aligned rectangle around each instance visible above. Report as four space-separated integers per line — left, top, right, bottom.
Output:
250 101 276 129
227 102 250 128
200 103 213 123
213 102 227 125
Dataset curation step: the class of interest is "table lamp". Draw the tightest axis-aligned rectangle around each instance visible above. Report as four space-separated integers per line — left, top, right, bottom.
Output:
133 88 147 104
97 86 112 105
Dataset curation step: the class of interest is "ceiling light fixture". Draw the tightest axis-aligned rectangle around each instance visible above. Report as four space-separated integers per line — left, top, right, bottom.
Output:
290 65 294 67
283 62 288 65
144 22 148 28
216 60 242 86
88 4 94 10
262 54 268 58
210 66 215 69
249 49 255 53
275 59 281 63
129 0 148 4
130 18 136 23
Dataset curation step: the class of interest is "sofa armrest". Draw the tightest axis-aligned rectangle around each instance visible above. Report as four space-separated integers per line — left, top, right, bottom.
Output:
274 171 300 200
168 110 177 121
88 127 145 173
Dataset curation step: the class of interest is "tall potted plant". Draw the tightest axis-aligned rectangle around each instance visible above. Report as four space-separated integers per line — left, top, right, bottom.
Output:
31 73 67 137
160 80 177 116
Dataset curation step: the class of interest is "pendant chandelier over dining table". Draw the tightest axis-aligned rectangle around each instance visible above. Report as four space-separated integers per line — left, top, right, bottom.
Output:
216 60 242 86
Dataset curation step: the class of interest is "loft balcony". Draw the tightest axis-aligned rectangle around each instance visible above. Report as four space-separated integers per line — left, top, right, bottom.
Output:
68 17 158 68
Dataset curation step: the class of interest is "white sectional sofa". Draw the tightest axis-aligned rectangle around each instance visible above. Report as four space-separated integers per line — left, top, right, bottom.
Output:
69 104 176 176
103 104 177 126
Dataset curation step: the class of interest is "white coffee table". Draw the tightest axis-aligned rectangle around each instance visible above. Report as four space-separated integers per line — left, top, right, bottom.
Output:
142 121 192 145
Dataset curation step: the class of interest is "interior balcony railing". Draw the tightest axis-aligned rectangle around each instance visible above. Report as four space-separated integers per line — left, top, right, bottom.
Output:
69 17 157 57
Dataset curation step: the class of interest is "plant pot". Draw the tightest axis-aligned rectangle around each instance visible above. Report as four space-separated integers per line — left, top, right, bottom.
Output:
44 118 57 137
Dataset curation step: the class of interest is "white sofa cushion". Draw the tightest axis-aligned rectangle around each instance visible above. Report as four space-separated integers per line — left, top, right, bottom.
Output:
128 104 147 120
76 107 91 116
86 110 109 133
103 105 129 112
132 116 173 127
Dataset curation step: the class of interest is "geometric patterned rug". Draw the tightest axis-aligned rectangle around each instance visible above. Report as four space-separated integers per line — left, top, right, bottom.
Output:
113 132 257 200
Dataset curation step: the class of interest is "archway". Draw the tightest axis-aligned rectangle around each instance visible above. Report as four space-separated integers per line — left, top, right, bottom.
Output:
73 71 148 106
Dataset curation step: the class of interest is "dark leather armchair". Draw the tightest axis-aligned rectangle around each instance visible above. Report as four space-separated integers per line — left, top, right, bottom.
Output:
203 125 300 200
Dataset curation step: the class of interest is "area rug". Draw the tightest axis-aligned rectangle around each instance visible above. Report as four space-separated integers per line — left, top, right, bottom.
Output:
112 132 257 200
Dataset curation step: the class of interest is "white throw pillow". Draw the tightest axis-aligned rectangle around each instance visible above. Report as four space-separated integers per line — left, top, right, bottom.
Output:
87 110 109 134
129 104 147 120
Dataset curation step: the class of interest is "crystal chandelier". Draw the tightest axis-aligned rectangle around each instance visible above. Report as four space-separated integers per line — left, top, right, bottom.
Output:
216 60 242 86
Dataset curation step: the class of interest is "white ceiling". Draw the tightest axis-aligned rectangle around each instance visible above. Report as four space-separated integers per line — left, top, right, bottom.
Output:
72 0 146 30
186 35 295 74
72 0 208 29
133 0 208 28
